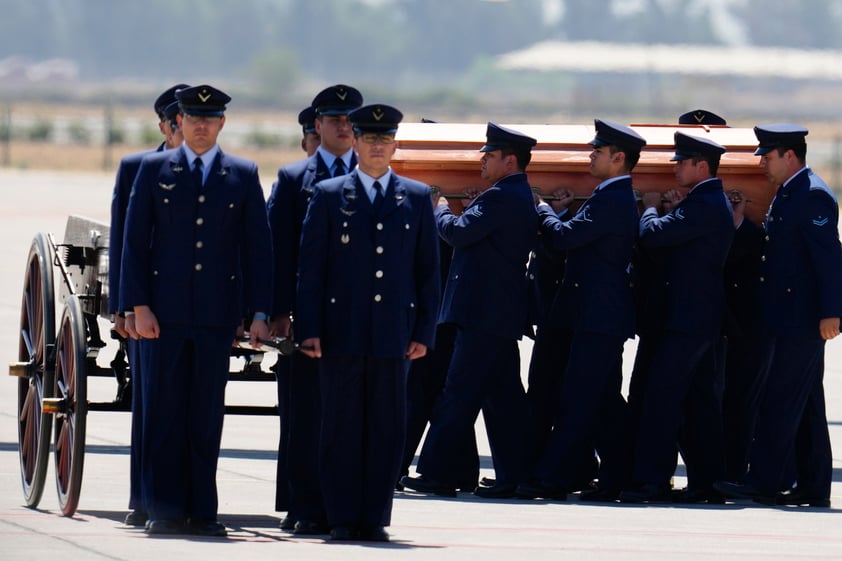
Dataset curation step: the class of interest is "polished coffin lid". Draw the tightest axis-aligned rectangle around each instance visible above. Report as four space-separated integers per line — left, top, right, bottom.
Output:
392 122 772 225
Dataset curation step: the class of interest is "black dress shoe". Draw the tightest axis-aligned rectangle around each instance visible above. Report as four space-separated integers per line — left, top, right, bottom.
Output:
578 487 620 502
124 509 148 527
279 515 297 531
619 483 673 503
671 487 725 504
479 476 496 487
474 482 517 499
754 489 831 508
145 519 185 535
712 480 772 502
330 526 360 541
360 526 390 542
515 482 567 500
188 519 228 537
293 519 330 535
399 475 457 497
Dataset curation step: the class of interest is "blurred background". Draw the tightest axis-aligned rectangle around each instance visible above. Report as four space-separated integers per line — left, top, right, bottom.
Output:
0 0 840 187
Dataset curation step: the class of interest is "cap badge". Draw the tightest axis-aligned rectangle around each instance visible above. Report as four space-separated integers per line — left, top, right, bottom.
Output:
693 113 705 123
372 107 385 121
198 91 211 103
336 89 348 101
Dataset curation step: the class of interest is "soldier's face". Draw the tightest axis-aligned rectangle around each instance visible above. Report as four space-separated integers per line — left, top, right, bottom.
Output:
301 132 320 156
759 149 790 185
178 114 225 155
316 115 354 156
480 150 510 184
589 146 614 179
355 133 396 177
673 158 704 189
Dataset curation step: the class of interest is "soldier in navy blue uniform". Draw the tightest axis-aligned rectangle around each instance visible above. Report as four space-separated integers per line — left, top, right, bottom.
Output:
620 132 734 503
298 105 321 157
270 102 321 531
715 125 841 508
517 120 643 502
266 85 363 534
120 85 273 536
295 104 440 542
109 83 188 528
401 122 539 499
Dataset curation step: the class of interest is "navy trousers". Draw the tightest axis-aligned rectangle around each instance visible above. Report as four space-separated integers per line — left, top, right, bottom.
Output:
318 355 409 528
748 336 830 498
417 328 530 486
401 323 479 488
533 330 627 490
140 324 234 522
127 338 144 512
631 331 721 488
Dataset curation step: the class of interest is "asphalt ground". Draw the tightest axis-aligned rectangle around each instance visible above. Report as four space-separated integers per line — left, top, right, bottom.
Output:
1 168 841 561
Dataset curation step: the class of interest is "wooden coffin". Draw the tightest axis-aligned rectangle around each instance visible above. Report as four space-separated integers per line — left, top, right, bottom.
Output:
392 122 773 225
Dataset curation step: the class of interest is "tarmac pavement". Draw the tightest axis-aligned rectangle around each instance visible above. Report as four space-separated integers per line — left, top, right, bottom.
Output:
1 168 841 560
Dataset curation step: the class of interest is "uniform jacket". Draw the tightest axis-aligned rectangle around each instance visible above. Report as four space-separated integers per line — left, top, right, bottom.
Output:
436 172 538 340
639 178 734 337
537 176 639 339
267 151 356 320
120 145 273 328
295 170 440 357
758 168 842 337
723 218 764 336
108 143 165 314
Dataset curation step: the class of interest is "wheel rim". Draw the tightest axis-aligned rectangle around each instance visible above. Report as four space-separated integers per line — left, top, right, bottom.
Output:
54 295 88 517
17 233 55 508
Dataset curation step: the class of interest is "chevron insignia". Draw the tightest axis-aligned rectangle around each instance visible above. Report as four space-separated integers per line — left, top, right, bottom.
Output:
198 90 211 103
813 216 829 227
158 182 176 190
336 88 347 100
373 107 385 121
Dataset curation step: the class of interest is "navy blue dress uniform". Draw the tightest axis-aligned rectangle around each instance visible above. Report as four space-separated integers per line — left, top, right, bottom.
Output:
406 123 539 496
520 120 642 499
717 125 841 506
108 83 188 527
120 85 273 531
266 85 362 531
295 104 440 538
623 132 734 501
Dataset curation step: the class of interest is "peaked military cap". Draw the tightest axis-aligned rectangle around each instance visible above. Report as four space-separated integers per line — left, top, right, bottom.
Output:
311 84 363 116
590 119 647 150
480 122 537 153
298 106 317 134
678 109 727 126
753 123 808 156
349 104 403 134
671 132 726 161
154 83 190 119
175 84 230 117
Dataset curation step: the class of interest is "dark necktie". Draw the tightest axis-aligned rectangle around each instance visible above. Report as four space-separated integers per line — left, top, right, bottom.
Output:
193 157 204 187
333 158 345 177
373 180 384 212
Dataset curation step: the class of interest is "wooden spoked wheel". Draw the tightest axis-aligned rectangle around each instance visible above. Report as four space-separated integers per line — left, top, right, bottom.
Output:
16 232 56 508
52 295 88 517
